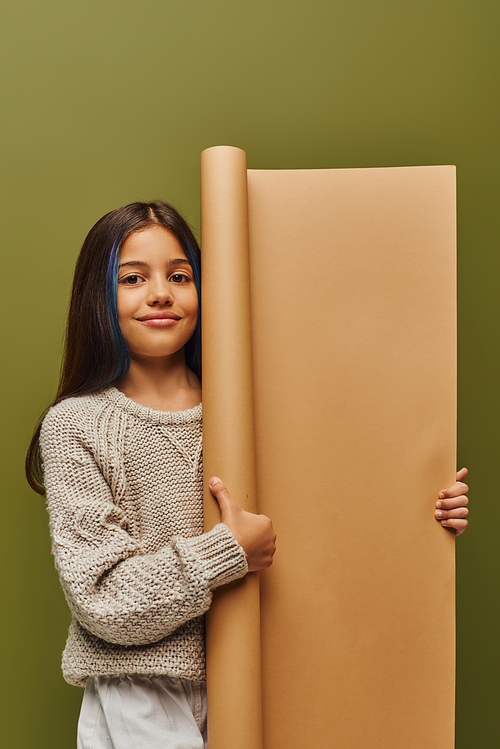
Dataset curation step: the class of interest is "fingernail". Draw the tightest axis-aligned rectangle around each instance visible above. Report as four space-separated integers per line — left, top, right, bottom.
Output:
436 510 442 518
436 501 442 508
441 519 447 525
209 477 220 487
439 492 445 499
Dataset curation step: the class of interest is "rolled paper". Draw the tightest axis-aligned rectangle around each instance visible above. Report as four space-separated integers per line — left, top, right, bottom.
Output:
249 166 456 749
202 152 456 749
201 146 263 749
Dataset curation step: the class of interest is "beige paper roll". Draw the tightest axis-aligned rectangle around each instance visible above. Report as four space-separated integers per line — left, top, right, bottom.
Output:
248 166 456 749
201 146 263 749
201 151 456 748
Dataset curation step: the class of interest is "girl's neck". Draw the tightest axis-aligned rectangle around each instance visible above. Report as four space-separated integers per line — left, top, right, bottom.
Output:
115 352 201 413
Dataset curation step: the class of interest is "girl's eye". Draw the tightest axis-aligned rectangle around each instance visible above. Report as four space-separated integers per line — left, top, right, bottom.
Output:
121 275 142 285
169 273 191 284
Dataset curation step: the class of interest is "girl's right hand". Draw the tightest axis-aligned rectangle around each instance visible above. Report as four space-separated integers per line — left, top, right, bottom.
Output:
209 477 276 572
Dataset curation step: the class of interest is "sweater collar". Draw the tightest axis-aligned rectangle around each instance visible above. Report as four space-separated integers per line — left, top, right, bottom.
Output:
97 386 202 427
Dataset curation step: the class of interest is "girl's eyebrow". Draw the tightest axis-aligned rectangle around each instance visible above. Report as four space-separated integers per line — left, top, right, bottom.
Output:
118 258 190 269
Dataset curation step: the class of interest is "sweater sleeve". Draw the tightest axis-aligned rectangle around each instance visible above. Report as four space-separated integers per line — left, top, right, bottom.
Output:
40 404 248 647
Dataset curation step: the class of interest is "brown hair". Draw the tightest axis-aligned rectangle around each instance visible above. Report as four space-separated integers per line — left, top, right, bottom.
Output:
26 201 201 495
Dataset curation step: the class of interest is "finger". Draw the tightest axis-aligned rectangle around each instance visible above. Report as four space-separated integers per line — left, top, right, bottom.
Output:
456 467 468 481
208 477 237 512
435 506 469 520
436 494 469 510
439 482 469 499
440 518 468 536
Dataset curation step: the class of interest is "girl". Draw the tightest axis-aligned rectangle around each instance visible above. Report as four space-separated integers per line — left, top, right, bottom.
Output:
26 200 468 749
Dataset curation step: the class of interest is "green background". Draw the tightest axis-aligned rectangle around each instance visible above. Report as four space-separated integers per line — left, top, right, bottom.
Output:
1 1 498 746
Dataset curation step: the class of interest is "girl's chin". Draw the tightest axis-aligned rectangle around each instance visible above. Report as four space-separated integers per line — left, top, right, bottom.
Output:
129 348 187 362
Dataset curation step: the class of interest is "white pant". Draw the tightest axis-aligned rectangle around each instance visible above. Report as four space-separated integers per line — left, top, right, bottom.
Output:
77 675 207 749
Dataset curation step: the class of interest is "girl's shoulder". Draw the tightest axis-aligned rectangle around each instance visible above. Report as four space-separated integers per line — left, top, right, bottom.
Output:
40 390 111 443
39 389 130 470
41 387 203 437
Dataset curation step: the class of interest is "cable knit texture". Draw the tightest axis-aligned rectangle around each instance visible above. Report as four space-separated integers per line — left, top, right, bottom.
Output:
39 387 248 687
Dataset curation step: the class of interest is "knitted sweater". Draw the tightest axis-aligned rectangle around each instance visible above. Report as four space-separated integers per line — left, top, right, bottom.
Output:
39 387 248 687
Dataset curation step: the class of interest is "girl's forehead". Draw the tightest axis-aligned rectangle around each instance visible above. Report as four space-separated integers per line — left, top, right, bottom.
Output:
120 225 187 262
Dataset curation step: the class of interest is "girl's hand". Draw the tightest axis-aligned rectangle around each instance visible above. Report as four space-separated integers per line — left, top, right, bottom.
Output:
209 477 277 572
435 467 469 536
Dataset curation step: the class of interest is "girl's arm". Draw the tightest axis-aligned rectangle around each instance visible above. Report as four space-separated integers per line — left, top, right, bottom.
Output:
40 406 249 648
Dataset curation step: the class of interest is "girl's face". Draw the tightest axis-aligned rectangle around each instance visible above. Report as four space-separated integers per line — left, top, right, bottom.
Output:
117 225 198 361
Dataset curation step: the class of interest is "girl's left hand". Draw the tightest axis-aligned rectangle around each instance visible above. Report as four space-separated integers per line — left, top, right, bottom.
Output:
435 467 469 536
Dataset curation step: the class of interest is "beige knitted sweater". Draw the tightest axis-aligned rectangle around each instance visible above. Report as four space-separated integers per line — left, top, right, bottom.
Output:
40 387 248 687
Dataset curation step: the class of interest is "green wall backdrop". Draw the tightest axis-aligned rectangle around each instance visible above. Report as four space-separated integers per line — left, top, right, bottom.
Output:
1 1 498 746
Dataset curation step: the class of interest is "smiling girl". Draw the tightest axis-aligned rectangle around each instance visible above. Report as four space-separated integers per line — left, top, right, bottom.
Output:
26 201 276 749
26 200 468 749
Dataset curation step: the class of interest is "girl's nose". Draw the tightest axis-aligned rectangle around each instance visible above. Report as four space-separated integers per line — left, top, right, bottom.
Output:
147 280 173 305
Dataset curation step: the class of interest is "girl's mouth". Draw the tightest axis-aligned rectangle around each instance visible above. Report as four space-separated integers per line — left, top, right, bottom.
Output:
136 312 181 327
138 317 180 327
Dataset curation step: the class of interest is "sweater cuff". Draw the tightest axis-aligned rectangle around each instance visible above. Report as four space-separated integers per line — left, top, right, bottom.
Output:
174 524 248 590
